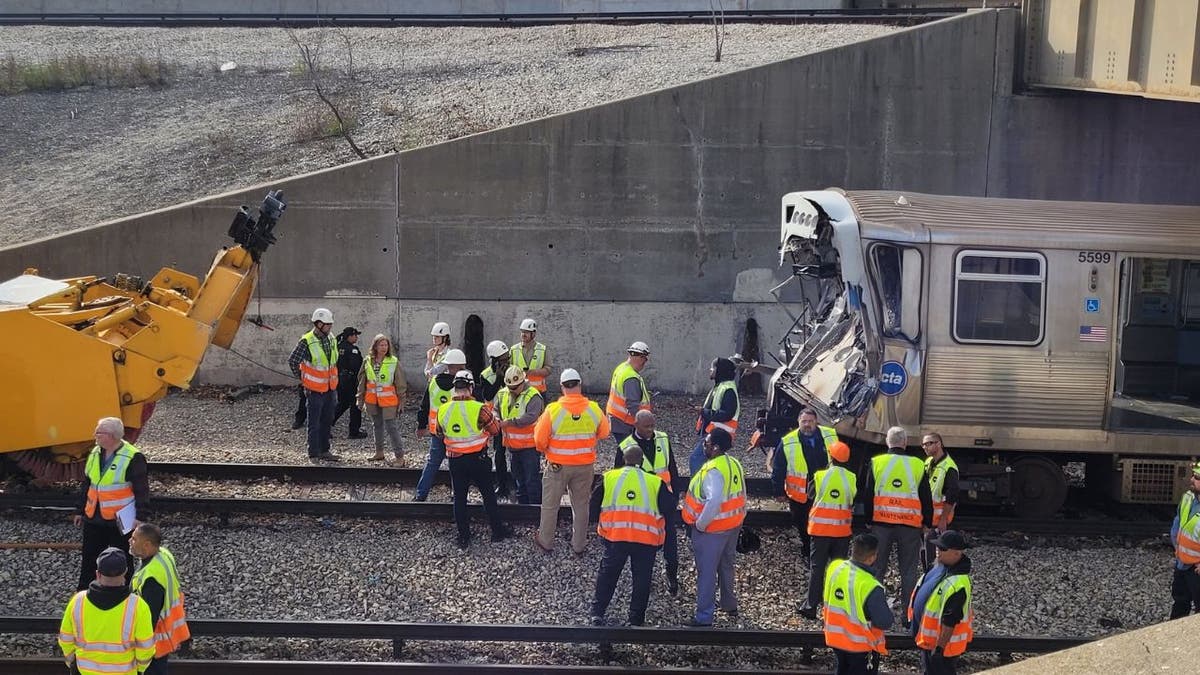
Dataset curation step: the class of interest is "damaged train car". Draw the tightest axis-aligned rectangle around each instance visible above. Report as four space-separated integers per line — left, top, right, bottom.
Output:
749 189 1200 517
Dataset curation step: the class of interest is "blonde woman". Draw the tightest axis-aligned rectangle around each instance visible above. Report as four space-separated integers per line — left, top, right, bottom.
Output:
357 334 408 463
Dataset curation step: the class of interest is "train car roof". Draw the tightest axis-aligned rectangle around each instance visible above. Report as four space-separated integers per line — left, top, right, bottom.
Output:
842 190 1200 255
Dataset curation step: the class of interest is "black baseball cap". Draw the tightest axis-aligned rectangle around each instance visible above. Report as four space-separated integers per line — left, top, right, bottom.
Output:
96 547 128 576
930 530 970 551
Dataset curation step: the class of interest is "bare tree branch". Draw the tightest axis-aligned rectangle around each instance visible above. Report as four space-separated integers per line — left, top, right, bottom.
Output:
710 0 726 63
285 26 367 159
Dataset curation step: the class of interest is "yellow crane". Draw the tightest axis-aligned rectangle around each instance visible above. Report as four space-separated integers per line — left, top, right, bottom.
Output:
0 191 285 481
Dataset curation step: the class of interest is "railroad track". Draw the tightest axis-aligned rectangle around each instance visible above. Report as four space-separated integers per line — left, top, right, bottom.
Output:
0 663 871 675
0 8 976 28
0 488 1167 538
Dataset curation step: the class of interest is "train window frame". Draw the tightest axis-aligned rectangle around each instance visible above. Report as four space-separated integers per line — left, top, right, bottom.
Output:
951 249 1047 346
867 242 923 343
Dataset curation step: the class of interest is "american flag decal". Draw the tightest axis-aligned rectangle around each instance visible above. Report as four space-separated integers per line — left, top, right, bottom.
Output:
1079 325 1108 342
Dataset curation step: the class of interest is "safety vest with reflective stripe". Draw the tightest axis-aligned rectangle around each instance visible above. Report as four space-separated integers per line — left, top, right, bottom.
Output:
83 443 141 521
299 330 339 393
871 453 926 527
364 356 400 407
132 546 190 657
681 455 746 532
511 342 548 393
823 560 888 655
1176 491 1200 565
926 453 959 526
697 380 741 437
808 466 857 537
543 400 604 465
58 591 155 675
438 399 489 455
618 431 673 491
597 466 666 546
497 385 540 449
605 361 650 426
909 571 974 657
781 430 816 503
426 378 455 433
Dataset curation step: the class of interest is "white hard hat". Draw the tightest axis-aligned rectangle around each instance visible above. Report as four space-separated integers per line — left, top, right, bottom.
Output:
430 321 451 337
627 341 650 356
452 370 475 388
560 368 581 385
486 340 510 358
504 365 526 387
443 348 467 365
519 318 538 332
311 308 333 324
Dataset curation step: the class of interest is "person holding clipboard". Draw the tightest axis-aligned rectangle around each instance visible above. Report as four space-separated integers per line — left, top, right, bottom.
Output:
73 417 150 590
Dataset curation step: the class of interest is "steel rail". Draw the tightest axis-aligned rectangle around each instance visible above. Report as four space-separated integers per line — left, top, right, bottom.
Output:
0 492 1168 537
0 660 866 675
0 9 970 28
0 616 1091 655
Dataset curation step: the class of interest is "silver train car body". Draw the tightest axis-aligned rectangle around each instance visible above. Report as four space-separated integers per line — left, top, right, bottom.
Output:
768 188 1200 517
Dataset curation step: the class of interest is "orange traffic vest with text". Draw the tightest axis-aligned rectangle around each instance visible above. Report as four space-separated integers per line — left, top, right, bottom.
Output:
870 453 926 527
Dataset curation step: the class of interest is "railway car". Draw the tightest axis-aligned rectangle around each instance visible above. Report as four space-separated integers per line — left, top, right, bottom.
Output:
758 189 1200 517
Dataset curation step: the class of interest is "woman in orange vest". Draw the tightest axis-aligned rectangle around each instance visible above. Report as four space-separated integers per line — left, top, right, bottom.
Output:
358 334 407 464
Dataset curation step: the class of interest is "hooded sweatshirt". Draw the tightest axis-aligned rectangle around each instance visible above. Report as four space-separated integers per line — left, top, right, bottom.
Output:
696 358 739 434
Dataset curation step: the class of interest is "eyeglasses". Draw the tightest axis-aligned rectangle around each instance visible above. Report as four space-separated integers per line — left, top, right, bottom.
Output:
921 440 940 447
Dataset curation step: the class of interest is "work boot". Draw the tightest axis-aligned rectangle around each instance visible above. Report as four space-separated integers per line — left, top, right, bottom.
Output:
491 524 514 542
291 420 305 430
456 532 470 550
319 452 342 462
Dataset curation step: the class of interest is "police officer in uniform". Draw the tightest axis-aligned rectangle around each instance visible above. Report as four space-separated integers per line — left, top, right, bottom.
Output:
332 327 367 439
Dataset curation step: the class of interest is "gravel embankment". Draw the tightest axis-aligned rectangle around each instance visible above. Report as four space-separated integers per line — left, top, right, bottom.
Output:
0 22 896 245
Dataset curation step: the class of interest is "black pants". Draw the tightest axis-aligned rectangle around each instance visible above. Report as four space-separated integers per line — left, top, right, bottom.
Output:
492 435 511 496
788 499 813 559
306 390 336 457
1170 565 1200 619
293 385 307 427
448 452 505 540
661 499 679 584
592 539 656 625
920 649 958 675
610 430 631 467
806 535 850 609
78 521 131 591
331 379 362 435
145 656 170 675
833 649 877 675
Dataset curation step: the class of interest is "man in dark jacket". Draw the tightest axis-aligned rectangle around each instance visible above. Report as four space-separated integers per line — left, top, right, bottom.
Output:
74 417 150 591
58 547 154 674
689 357 741 474
331 327 367 439
617 410 682 594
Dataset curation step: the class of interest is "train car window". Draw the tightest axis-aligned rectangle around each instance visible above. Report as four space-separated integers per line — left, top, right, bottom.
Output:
953 250 1045 345
869 244 922 342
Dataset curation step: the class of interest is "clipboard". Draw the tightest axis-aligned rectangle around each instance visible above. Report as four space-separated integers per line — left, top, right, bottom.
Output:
116 503 137 535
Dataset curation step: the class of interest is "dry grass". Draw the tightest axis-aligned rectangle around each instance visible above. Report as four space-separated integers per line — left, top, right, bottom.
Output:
0 53 172 94
290 98 361 143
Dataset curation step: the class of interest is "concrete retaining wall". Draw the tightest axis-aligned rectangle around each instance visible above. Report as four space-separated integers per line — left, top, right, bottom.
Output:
3 9 1198 393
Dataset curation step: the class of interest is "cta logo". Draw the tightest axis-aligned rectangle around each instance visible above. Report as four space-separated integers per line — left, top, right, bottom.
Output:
879 361 908 397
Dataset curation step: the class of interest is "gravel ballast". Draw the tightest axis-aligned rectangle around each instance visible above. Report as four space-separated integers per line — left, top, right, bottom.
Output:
0 22 897 245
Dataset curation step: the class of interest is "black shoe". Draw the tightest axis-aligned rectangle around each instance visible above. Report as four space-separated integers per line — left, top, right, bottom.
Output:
490 525 514 542
413 494 428 502
349 431 368 439
319 452 343 462
291 421 305 430
456 533 470 549
589 615 605 626
683 618 712 628
723 608 739 618
797 606 818 620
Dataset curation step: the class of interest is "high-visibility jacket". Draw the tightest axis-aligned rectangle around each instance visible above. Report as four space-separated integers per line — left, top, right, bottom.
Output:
871 453 926 527
926 453 959 526
681 455 746 532
299 330 339 392
605 361 650 426
542 399 604 465
437 399 489 455
780 430 815 503
1176 491 1200 565
823 560 888 655
808 466 856 537
697 380 741 437
597 466 666 546
83 443 141 521
909 571 974 657
618 431 673 490
497 386 540 449
426 378 455 433
132 546 190 657
511 341 548 393
364 356 401 407
58 591 155 675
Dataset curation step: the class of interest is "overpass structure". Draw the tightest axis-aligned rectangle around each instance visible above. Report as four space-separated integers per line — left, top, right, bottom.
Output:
0 8 1196 393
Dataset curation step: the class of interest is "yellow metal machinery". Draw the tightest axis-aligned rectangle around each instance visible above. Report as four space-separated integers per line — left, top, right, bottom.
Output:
0 191 285 481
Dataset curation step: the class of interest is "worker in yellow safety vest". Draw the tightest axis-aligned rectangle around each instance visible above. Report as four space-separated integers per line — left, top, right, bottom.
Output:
689 357 742 475
588 445 674 626
799 441 856 621
287 307 341 462
1170 461 1200 618
511 318 552 394
908 530 974 675
59 547 155 675
414 348 468 502
921 432 960 571
129 523 190 674
605 341 652 452
823 533 892 675
680 429 745 627
771 408 839 562
618 410 682 595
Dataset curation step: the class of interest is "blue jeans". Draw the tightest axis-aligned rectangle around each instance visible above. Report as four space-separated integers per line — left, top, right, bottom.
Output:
688 436 706 475
305 389 336 457
509 448 542 504
416 435 446 499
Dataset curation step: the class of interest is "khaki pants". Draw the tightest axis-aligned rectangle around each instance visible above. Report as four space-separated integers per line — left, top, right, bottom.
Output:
537 462 594 553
